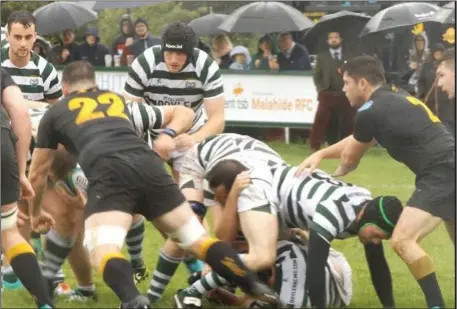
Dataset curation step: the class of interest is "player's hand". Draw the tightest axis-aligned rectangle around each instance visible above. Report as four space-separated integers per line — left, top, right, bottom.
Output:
231 171 250 195
30 211 55 234
19 175 35 200
332 164 354 178
54 183 86 209
295 152 323 177
153 134 176 160
16 209 30 228
174 133 196 151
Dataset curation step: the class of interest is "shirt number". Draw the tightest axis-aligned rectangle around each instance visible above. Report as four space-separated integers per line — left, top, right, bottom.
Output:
406 96 440 123
68 92 129 125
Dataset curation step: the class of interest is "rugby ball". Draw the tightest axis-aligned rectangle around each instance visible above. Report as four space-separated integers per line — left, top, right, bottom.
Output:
64 166 88 196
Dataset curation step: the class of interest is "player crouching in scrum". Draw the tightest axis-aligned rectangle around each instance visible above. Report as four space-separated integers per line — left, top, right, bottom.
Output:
176 159 404 309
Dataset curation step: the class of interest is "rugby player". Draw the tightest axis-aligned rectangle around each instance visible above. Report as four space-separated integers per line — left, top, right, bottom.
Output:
123 21 226 300
1 10 68 292
177 234 352 309
296 55 455 309
27 61 279 309
27 100 196 302
1 68 54 308
176 159 403 308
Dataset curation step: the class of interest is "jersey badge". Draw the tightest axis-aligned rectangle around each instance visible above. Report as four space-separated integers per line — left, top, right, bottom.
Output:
358 100 373 112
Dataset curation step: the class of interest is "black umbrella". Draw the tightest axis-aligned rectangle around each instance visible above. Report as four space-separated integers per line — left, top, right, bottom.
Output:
303 11 370 54
33 1 97 35
428 1 455 25
77 1 168 10
189 13 228 37
359 2 440 38
218 1 314 34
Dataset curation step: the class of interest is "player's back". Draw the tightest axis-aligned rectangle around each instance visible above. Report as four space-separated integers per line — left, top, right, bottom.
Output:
47 88 149 170
362 85 455 174
272 165 371 234
198 133 286 172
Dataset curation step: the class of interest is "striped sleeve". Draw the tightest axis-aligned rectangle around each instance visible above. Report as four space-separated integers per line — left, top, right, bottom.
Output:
123 48 154 99
40 59 62 100
195 50 224 99
128 102 164 135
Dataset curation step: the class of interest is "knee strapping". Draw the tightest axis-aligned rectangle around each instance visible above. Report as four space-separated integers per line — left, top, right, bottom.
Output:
167 216 206 250
1 206 18 231
83 226 127 253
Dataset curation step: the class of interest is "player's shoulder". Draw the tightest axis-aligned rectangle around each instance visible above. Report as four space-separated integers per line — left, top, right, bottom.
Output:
191 48 219 73
31 51 55 72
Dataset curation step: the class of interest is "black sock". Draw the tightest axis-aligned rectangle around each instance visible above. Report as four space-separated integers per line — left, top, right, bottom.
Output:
203 241 257 293
8 244 54 307
102 257 140 303
417 273 445 308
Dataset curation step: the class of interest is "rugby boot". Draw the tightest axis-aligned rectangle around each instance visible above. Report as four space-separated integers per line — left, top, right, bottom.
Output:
120 295 151 309
68 287 98 302
240 279 279 308
173 288 203 309
132 263 149 285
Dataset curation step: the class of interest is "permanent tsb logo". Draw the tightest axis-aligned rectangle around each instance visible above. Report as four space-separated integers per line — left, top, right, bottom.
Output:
233 83 244 96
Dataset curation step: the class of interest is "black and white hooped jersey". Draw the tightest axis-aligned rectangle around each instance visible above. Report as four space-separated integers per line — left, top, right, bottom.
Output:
272 165 372 242
124 46 224 133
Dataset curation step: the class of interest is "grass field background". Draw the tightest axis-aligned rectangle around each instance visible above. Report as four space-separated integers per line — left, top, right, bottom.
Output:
2 142 455 308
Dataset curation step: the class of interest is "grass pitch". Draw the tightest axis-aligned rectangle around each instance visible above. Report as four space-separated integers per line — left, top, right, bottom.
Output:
2 142 455 308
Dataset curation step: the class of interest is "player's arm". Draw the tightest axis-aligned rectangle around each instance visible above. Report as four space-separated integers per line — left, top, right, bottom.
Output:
158 106 195 134
2 84 32 177
364 243 396 308
28 110 58 217
191 61 225 143
123 54 149 102
214 183 242 242
333 110 377 177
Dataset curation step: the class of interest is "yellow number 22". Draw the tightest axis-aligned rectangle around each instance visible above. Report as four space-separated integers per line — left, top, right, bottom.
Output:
406 96 440 123
68 92 129 125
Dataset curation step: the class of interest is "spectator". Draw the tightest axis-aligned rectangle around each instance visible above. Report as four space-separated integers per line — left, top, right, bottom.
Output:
77 28 110 66
251 34 279 71
211 34 233 69
197 39 212 57
417 43 445 101
49 29 79 65
128 17 161 58
274 32 311 71
309 31 356 151
407 32 430 94
229 46 251 71
32 36 51 59
111 14 135 56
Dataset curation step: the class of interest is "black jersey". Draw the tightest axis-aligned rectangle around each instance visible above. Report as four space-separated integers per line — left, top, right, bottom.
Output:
353 85 455 175
35 88 150 171
1 68 16 129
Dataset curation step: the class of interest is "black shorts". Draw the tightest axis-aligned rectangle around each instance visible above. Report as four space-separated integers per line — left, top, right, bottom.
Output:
84 148 186 220
408 156 456 221
1 129 20 206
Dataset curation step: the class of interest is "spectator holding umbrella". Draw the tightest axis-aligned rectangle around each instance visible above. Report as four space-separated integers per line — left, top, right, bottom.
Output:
229 45 251 71
77 27 110 66
49 29 79 65
251 34 279 71
417 43 445 102
274 32 311 70
309 31 356 151
407 32 430 94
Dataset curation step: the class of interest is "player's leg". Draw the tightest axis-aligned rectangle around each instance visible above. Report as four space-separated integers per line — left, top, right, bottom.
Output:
67 222 97 301
390 206 444 308
1 128 54 308
126 214 148 284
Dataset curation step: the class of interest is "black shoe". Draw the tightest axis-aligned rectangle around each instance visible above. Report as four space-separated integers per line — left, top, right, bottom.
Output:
173 288 203 309
133 264 149 286
187 271 202 285
120 295 151 309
